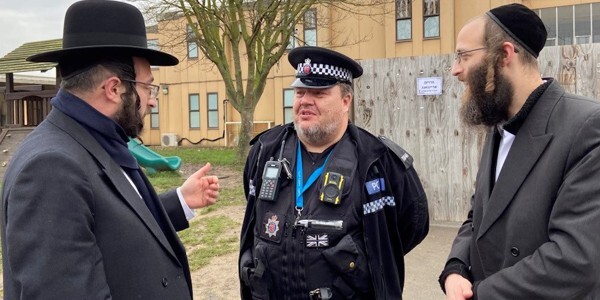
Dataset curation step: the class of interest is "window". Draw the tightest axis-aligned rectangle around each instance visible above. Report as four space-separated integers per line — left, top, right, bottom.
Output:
593 4 600 43
207 93 219 128
304 9 317 46
150 102 159 129
283 89 294 124
574 4 591 44
537 4 600 46
286 28 298 50
189 94 200 129
423 0 439 38
187 24 198 59
557 6 573 45
396 0 412 41
147 39 159 50
539 7 557 46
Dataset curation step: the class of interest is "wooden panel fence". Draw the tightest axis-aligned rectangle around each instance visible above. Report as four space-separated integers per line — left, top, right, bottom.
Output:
354 44 600 222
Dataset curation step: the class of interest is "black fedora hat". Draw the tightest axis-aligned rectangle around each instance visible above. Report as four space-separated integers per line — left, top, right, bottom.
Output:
27 0 178 66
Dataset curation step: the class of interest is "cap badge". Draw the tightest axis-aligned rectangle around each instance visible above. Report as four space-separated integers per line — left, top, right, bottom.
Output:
302 58 312 75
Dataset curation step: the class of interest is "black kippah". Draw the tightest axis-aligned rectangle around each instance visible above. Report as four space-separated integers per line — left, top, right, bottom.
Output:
486 3 547 58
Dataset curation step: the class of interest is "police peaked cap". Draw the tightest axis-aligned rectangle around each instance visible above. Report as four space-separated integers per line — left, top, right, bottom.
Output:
27 0 179 78
486 3 547 58
288 46 363 89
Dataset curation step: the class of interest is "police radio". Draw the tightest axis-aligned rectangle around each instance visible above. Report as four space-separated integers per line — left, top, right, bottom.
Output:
320 172 344 205
258 160 282 201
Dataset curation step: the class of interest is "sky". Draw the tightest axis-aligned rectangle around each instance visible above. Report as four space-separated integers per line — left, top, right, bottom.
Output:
0 0 82 57
0 0 135 76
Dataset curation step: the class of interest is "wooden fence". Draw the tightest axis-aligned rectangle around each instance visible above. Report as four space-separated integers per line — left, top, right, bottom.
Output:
353 44 600 222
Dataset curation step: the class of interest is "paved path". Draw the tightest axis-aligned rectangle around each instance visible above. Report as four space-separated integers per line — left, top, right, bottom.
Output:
403 223 460 300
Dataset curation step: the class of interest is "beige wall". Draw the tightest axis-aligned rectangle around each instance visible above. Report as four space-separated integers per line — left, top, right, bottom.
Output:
140 0 600 146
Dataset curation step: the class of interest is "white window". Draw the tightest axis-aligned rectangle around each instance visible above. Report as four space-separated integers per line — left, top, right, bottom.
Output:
189 94 200 128
207 93 219 128
304 9 317 46
283 89 294 124
396 0 412 41
423 0 439 38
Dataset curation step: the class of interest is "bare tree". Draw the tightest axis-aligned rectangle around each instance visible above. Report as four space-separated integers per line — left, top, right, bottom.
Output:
137 0 392 160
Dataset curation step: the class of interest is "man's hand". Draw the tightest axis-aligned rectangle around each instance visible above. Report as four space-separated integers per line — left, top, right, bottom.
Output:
445 274 473 300
180 163 219 209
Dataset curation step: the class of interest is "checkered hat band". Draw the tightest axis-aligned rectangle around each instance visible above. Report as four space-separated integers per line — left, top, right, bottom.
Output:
296 63 353 82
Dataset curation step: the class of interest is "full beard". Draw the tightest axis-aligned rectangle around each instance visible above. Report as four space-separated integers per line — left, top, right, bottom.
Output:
460 61 514 127
114 90 144 137
294 117 340 146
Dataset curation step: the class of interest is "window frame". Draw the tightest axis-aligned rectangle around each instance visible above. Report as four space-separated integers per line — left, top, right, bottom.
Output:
207 92 219 129
303 8 317 46
537 3 600 46
189 93 200 129
150 102 159 129
423 0 440 39
187 24 199 59
283 89 295 124
396 0 412 41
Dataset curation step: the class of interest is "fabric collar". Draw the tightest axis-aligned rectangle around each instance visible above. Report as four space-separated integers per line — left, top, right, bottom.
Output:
51 89 139 169
502 79 552 135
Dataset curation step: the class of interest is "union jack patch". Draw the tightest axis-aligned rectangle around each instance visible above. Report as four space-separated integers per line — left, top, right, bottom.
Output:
306 234 329 248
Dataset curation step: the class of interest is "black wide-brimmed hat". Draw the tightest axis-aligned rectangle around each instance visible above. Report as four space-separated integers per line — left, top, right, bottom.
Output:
288 46 363 89
27 0 178 67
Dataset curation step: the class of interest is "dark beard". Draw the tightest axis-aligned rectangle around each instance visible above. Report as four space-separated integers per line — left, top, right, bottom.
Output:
114 89 144 137
460 62 513 127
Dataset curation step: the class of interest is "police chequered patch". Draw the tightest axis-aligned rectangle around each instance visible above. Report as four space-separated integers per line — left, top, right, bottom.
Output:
296 62 353 83
363 196 396 215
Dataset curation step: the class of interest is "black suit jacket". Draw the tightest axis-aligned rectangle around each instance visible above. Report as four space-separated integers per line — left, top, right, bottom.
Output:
1 109 193 299
448 81 600 299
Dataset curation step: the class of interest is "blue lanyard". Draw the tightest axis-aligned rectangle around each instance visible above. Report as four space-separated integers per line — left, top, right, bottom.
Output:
295 141 332 211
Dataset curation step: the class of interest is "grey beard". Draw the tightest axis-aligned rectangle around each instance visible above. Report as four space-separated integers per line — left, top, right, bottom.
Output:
294 119 340 146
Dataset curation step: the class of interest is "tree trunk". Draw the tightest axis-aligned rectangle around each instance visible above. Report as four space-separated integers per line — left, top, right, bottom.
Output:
237 106 255 162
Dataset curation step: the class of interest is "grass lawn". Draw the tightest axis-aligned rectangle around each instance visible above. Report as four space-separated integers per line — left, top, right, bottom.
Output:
0 146 246 296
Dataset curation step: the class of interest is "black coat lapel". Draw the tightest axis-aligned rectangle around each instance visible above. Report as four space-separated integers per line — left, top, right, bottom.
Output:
477 83 562 239
46 109 179 261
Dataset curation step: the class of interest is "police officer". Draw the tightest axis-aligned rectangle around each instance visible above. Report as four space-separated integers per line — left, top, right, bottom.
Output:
239 46 429 300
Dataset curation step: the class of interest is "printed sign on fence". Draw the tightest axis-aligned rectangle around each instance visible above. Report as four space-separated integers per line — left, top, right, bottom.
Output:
417 77 443 96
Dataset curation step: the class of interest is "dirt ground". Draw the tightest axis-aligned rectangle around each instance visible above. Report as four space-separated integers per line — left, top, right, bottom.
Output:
181 163 245 300
191 205 245 300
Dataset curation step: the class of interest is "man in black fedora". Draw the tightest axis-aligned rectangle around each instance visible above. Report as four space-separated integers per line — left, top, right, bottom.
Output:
1 0 219 298
439 3 600 299
238 46 429 299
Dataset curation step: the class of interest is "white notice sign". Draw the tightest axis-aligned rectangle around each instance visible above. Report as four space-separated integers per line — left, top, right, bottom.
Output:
416 77 443 96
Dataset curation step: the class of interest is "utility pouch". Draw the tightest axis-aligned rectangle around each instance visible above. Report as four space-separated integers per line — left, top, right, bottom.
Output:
322 235 372 295
248 245 271 300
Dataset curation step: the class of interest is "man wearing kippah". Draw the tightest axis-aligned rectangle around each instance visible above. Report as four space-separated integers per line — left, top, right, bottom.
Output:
439 3 600 299
238 46 429 299
1 0 220 298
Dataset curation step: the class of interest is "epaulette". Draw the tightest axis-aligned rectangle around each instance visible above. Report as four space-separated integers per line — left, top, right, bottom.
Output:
378 136 413 169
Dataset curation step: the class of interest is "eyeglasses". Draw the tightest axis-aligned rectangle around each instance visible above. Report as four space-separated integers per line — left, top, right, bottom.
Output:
122 79 160 99
454 47 486 64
